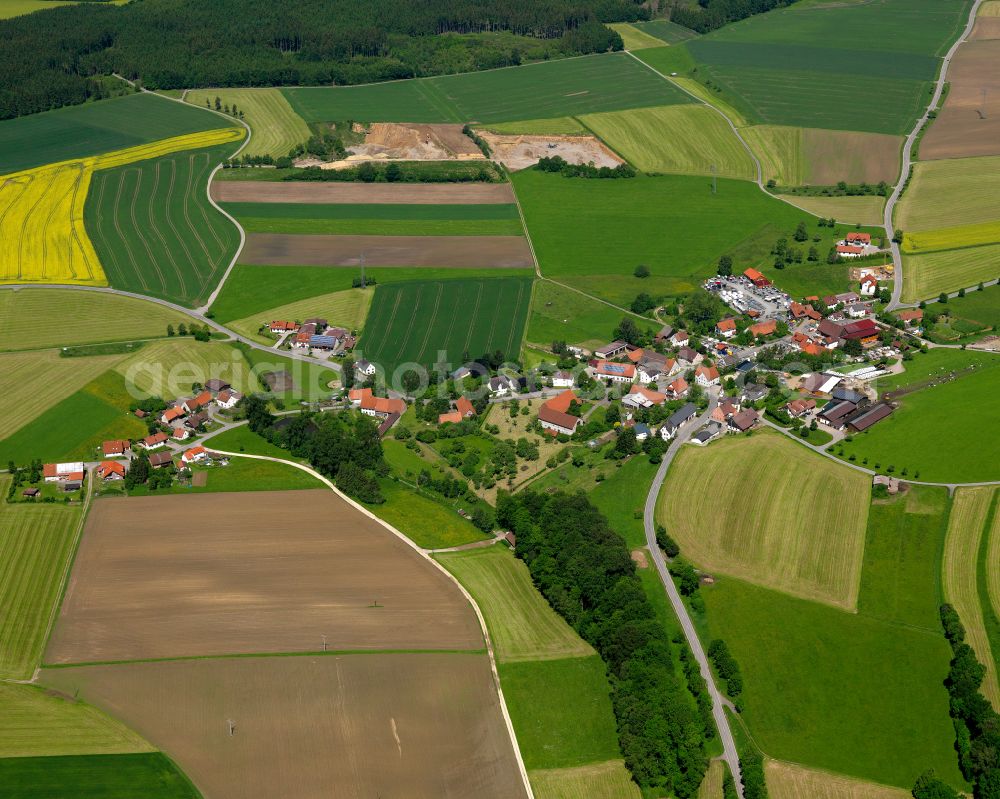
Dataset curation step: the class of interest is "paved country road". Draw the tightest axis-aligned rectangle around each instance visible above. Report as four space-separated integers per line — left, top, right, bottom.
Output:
886 0 985 310
640 389 746 798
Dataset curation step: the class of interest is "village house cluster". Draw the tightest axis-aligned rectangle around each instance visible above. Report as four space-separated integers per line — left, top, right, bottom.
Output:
268 317 357 357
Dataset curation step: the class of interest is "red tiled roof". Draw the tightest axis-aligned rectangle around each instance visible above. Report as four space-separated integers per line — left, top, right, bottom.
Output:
102 439 129 456
97 461 125 478
628 385 666 405
144 431 168 446
455 396 476 417
626 348 644 363
847 232 872 244
544 390 578 414
594 361 636 378
162 406 185 422
696 365 720 381
717 318 737 332
538 405 580 432
750 320 777 336
837 244 865 254
360 392 406 415
438 411 462 425
182 446 207 462
744 268 764 281
43 463 56 478
667 377 688 394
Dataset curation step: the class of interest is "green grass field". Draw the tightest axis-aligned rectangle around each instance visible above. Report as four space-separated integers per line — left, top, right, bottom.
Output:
114 339 251 399
209 265 534 322
85 143 241 307
185 88 307 158
857 486 950 632
590 454 659 550
702 577 964 790
357 276 532 375
0 92 234 175
838 358 1000 482
283 52 692 124
606 23 666 51
498 656 623 769
511 170 820 287
0 290 191 353
579 105 755 179
782 195 886 226
762 260 855 300
127 456 321 496
903 243 1000 302
873 348 997 393
371 476 488 550
0 753 200 799
526 280 630 350
436 545 594 662
632 19 699 45
930 283 1000 329
226 287 371 344
658 431 870 609
896 155 1000 232
0 481 82 679
223 201 525 236
0 682 152 757
480 117 589 135
233 342 338 401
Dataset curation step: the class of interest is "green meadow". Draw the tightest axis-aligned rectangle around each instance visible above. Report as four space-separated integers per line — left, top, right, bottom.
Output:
0 93 233 174
284 52 691 124
526 280 632 350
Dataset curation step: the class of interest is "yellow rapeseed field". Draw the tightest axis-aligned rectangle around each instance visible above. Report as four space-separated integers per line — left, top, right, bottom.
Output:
0 127 243 287
902 220 1000 254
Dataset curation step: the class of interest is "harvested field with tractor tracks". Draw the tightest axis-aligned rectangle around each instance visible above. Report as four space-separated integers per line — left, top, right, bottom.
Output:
211 180 516 204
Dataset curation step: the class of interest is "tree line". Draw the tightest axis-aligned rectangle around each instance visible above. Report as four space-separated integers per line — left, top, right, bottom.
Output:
497 489 710 796
0 0 644 119
668 0 795 34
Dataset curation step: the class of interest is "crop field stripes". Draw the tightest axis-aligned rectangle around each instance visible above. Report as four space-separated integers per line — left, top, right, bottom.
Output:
412 282 444 365
943 487 1000 708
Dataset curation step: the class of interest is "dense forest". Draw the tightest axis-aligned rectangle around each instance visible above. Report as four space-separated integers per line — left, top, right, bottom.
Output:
0 0 645 119
669 0 795 33
497 490 710 796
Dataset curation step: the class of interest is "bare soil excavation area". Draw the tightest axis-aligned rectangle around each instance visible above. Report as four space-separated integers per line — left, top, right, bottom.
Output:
239 232 534 267
42 653 528 799
45 490 483 664
479 131 624 171
920 32 1000 160
211 180 517 204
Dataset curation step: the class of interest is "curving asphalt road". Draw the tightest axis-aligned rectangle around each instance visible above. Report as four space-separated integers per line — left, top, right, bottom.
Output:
641 390 746 797
885 0 984 310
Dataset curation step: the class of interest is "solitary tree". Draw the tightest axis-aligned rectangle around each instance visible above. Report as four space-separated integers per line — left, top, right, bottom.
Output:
717 255 733 276
634 264 650 279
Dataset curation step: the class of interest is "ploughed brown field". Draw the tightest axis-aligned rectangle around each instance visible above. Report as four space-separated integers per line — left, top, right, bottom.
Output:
239 233 534 268
45 490 483 664
921 32 1000 160
211 181 517 204
42 653 528 799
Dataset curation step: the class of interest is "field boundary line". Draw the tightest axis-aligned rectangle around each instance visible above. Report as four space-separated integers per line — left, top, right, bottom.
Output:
206 449 536 799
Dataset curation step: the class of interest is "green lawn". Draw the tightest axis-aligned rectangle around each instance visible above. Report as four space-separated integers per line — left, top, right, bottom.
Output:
130 455 320 496
838 359 1000 482
371 478 487 550
232 342 339 401
0 752 200 799
525 280 629 349
512 170 838 295
702 577 964 790
209 265 534 322
436 544 594 662
283 52 692 124
857 487 950 631
0 371 146 464
931 283 1000 330
498 655 623 770
0 92 234 174
0 482 82 679
762 260 855 300
357 276 532 375
875 348 998 393
590 454 659 550
203 425 294 458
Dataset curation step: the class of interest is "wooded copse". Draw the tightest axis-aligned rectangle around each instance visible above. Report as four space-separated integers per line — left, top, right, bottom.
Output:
0 0 642 119
497 489 711 796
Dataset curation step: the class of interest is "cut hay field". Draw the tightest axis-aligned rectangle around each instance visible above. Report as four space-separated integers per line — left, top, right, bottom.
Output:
607 22 668 51
41 653 527 799
209 264 533 323
46 490 482 664
114 339 252 400
656 431 870 608
902 243 1000 302
837 359 1000 480
0 753 200 799
530 760 640 799
0 483 82 679
702 577 964 790
697 761 725 799
0 683 152 757
224 200 525 236
436 545 593 663
86 143 242 306
226 287 371 344
0 349 127 440
185 88 308 158
284 52 692 124
579 104 755 179
526 279 626 351
0 92 237 175
764 760 910 799
0 289 190 352
896 155 1000 232
357 276 532 375
512 170 815 286
741 125 902 186
632 19 699 44
943 487 1000 707
782 195 885 226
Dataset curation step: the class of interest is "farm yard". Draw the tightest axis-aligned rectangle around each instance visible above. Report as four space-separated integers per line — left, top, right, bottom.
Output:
86 143 242 306
356 276 532 374
657 431 871 609
283 52 692 124
45 490 483 664
184 88 308 159
41 653 527 799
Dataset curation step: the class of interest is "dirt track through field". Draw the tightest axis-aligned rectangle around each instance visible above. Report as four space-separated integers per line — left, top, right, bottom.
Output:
45 490 482 663
212 181 516 204
42 653 528 799
240 233 534 267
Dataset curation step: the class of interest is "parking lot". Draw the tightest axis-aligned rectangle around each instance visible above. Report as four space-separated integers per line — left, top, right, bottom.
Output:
704 276 790 319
